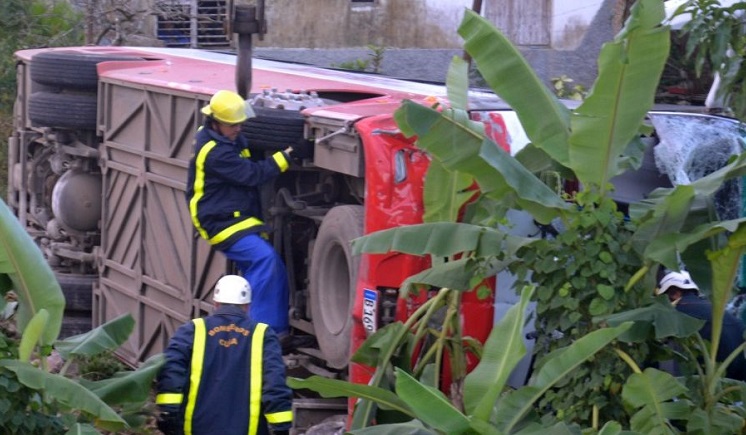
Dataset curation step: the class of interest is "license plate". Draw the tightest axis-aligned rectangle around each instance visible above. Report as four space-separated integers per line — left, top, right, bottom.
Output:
362 289 378 334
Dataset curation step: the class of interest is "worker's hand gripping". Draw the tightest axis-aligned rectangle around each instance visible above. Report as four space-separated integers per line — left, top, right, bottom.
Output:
285 138 314 163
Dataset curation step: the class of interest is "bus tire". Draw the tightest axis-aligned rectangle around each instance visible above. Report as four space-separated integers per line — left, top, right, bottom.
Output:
59 314 92 339
29 91 98 130
242 106 305 152
55 273 95 313
30 51 143 91
309 205 364 370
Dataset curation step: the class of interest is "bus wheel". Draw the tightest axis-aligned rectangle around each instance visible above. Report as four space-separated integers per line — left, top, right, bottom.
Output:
309 205 364 369
29 91 98 130
241 106 305 152
30 51 143 91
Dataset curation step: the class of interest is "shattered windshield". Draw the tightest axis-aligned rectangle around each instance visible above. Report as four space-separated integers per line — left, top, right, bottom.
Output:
651 113 746 219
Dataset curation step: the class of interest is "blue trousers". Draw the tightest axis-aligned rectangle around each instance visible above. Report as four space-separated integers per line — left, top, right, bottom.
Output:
222 233 289 335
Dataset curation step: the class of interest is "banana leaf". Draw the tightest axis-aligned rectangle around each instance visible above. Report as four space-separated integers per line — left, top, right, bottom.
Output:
446 55 468 111
395 369 471 434
78 354 164 406
644 218 746 270
64 423 101 435
348 420 434 435
464 285 532 420
0 359 127 432
569 0 669 191
351 221 537 259
287 375 413 416
18 308 50 362
598 300 704 342
0 199 65 345
55 313 135 360
622 368 689 434
457 9 571 167
394 101 569 225
423 157 476 224
493 323 632 432
707 224 746 371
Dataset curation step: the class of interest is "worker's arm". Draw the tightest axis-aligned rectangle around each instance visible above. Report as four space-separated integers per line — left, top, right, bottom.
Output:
261 328 294 433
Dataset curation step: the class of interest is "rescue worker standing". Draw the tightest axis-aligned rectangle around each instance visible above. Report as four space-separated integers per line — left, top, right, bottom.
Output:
186 90 309 338
657 270 746 381
156 275 293 435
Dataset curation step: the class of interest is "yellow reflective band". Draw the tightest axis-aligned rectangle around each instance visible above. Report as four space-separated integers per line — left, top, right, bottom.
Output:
241 149 251 158
189 140 217 240
233 211 240 217
207 217 263 245
184 318 206 435
248 323 267 435
272 151 289 172
265 410 293 424
155 393 184 405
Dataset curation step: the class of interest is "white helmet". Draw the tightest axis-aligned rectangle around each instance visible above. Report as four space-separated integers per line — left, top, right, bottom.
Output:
213 275 252 304
657 270 699 295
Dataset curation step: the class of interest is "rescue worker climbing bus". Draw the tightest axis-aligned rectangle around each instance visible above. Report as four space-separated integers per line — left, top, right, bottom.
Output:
186 89 300 345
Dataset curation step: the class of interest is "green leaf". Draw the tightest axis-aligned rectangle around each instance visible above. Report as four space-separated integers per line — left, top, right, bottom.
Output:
478 138 571 224
598 300 704 341
352 221 537 260
423 158 475 223
287 375 414 416
622 368 687 408
348 420 435 435
18 308 49 362
598 284 615 300
394 101 569 225
78 354 164 406
622 368 688 434
350 322 409 367
446 56 468 110
55 313 135 360
464 285 533 420
644 218 746 270
458 9 571 167
569 0 669 191
494 323 632 432
631 185 695 264
0 199 65 345
64 423 102 435
395 369 471 433
707 224 746 370
0 360 127 431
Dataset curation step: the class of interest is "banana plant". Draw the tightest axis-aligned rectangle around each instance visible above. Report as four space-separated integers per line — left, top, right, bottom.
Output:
0 197 164 433
0 199 65 345
289 287 633 434
343 0 746 429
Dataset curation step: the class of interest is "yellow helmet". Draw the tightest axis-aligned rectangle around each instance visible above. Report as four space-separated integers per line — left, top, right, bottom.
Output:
201 90 255 124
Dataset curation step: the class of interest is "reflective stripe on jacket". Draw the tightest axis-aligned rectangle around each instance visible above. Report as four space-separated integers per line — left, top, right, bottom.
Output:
156 305 293 435
186 122 290 250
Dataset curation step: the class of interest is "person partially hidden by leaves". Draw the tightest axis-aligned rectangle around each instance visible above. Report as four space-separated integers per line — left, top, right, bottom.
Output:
656 269 746 381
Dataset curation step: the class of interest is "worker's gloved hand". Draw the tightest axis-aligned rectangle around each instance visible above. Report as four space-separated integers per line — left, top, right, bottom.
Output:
156 411 184 435
289 138 314 161
271 430 290 435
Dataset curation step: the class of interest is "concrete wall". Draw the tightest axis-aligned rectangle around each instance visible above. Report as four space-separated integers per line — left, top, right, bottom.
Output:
254 0 619 89
258 0 614 50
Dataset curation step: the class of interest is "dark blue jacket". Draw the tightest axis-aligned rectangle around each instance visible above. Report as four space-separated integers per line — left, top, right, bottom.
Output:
676 293 746 381
156 305 293 435
186 121 290 250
